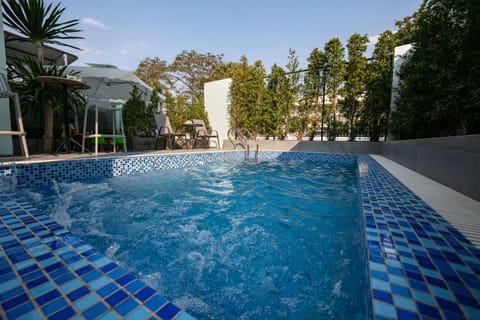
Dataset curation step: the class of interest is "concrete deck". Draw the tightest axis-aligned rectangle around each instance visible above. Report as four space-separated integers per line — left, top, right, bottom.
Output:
371 154 480 248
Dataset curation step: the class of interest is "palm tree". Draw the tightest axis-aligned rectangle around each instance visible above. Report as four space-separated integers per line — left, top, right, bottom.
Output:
2 0 83 152
2 0 82 63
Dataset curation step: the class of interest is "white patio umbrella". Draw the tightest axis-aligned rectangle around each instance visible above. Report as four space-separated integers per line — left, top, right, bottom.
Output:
65 63 153 155
66 63 152 103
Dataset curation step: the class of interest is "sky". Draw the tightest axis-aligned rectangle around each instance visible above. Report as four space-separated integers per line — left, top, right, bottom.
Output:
35 0 422 72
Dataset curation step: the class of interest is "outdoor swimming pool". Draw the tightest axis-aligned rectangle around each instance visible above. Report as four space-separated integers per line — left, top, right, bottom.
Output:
3 150 479 319
19 158 371 319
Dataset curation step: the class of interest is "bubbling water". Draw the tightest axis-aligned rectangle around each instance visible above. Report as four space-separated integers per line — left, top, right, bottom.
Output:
22 160 370 320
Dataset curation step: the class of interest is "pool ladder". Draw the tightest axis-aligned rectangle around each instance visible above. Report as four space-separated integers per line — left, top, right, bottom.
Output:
227 127 258 161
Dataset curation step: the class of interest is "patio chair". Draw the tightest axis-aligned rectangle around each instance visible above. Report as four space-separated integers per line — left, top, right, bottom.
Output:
191 119 220 149
0 73 29 158
154 114 187 149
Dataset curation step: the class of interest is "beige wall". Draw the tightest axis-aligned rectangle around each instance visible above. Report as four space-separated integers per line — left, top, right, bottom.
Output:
204 78 232 149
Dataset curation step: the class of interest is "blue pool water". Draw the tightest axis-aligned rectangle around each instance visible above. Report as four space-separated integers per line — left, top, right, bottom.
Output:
21 159 370 319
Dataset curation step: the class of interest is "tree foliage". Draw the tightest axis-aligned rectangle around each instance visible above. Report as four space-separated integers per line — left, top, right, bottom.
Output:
282 49 302 139
2 0 82 63
135 51 223 131
134 57 170 93
123 86 148 137
262 64 284 138
361 30 397 141
391 0 480 138
133 0 480 142
323 38 346 140
11 56 84 141
225 56 267 136
169 50 224 103
343 33 369 140
299 48 324 140
2 0 82 152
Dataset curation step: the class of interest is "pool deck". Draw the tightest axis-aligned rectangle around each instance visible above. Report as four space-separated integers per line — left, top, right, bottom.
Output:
370 155 480 249
1 151 479 319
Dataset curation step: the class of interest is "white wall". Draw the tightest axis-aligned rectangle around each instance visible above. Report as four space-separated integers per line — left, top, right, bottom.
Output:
204 78 232 149
390 44 413 113
0 13 14 155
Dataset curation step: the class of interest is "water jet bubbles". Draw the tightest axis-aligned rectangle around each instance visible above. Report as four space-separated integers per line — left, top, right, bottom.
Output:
332 280 345 298
105 242 120 258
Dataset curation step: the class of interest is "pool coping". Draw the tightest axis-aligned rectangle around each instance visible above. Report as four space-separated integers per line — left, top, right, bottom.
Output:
0 150 479 319
358 154 480 319
370 155 480 249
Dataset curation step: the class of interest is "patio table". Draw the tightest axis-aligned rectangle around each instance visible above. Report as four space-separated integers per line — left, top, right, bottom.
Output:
36 76 90 154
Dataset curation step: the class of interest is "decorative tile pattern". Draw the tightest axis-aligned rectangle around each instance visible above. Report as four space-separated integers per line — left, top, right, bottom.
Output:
358 155 480 320
1 151 479 320
0 191 191 319
0 151 356 188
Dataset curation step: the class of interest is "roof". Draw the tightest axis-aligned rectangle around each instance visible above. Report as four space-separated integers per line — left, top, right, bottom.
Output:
4 30 78 65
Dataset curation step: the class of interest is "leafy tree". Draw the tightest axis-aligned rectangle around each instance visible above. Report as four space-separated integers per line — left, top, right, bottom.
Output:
323 38 346 140
228 56 266 137
392 0 480 138
145 88 161 134
300 48 324 140
165 92 187 131
294 89 312 140
361 30 397 141
135 57 170 93
343 33 369 141
169 50 224 103
2 0 82 152
248 60 267 136
136 51 223 132
263 64 284 138
123 86 148 137
282 49 302 139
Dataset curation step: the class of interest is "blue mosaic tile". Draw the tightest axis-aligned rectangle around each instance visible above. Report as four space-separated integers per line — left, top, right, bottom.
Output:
157 302 181 319
135 286 156 302
358 155 480 319
145 294 167 312
6 300 34 319
49 305 76 320
1 151 479 319
396 308 419 320
83 301 108 319
36 289 61 306
97 282 119 298
105 289 128 307
41 297 68 316
116 297 139 316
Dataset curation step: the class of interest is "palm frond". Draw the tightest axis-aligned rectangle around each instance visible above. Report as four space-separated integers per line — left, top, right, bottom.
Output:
2 0 83 51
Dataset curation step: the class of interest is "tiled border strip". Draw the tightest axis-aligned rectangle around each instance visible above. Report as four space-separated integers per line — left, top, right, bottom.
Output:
0 151 356 188
358 155 480 319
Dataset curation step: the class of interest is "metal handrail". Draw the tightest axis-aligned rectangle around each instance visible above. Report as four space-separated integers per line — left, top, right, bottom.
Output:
227 127 258 160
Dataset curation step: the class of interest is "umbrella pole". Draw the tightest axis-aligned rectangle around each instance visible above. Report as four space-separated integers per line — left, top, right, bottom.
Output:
63 84 70 153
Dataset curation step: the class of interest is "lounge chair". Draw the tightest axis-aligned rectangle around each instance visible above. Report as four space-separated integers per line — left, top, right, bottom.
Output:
154 114 187 149
0 73 29 158
190 119 220 149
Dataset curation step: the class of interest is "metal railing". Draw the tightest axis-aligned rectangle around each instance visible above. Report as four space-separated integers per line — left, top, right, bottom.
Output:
227 127 258 160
